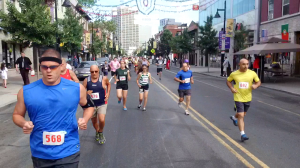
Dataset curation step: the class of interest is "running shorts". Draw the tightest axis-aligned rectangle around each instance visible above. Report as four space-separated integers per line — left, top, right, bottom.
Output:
157 68 163 73
92 104 108 117
234 101 251 113
139 85 149 93
116 83 128 90
103 71 108 76
32 152 80 168
111 71 116 77
178 89 191 97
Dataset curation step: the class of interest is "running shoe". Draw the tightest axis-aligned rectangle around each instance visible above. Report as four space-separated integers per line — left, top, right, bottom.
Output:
159 78 161 80
99 133 106 144
185 110 190 115
123 107 127 111
118 99 121 104
241 134 249 142
230 116 238 126
138 104 141 109
142 107 146 111
95 132 100 141
178 102 182 107
114 82 116 85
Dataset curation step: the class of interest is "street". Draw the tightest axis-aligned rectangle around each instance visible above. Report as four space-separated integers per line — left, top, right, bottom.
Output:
0 65 300 168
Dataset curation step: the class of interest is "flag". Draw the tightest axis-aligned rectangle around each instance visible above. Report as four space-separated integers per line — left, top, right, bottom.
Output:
192 5 199 11
281 24 289 42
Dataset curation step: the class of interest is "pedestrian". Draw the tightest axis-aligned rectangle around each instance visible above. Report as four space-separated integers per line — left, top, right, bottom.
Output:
83 65 111 144
166 57 171 70
136 64 152 111
109 57 120 84
1 63 8 88
115 60 131 111
15 52 32 85
79 56 82 64
102 60 109 76
156 56 164 80
12 49 95 167
227 58 261 142
174 62 194 115
73 56 78 68
60 58 79 82
223 56 230 77
164 57 167 69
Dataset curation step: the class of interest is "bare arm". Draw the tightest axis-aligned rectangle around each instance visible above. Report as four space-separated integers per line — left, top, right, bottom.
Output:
190 76 194 84
252 80 261 90
79 84 94 128
226 80 237 93
136 73 141 87
69 70 79 83
127 70 131 81
149 73 152 84
104 77 111 101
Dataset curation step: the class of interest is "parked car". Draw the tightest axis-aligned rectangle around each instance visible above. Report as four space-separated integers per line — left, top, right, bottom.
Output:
96 57 110 66
74 61 99 81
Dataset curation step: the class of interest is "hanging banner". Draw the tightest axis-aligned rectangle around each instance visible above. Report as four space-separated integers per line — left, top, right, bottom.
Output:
192 4 199 10
153 41 157 49
86 33 90 45
281 24 289 42
109 40 113 48
226 19 234 37
219 31 230 49
116 45 118 51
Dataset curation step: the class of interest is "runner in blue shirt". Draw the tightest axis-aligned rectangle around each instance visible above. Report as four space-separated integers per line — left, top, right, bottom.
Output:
174 62 194 115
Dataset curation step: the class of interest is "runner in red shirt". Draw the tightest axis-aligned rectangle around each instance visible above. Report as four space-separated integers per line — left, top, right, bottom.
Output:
61 58 79 82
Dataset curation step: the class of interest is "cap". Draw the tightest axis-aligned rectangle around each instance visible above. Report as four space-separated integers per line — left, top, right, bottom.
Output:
184 59 189 63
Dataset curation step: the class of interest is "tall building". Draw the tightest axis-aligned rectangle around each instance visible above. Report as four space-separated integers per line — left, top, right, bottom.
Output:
112 6 140 54
158 18 181 31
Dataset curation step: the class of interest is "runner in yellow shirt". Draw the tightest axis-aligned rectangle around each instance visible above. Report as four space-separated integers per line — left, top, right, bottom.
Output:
226 58 261 142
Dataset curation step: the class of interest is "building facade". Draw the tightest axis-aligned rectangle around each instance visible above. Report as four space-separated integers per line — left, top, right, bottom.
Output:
159 18 181 32
260 0 300 76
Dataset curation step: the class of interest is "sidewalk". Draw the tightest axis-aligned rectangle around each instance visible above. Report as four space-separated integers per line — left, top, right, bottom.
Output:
0 69 41 109
171 64 300 96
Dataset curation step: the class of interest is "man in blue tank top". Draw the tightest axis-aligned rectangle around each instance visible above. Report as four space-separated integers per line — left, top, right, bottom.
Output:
83 65 111 145
12 49 94 168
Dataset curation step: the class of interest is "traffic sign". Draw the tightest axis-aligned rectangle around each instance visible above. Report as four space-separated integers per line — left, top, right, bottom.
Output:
151 49 155 53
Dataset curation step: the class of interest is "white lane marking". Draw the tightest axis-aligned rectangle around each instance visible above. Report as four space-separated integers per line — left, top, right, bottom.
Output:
166 70 229 92
109 77 113 83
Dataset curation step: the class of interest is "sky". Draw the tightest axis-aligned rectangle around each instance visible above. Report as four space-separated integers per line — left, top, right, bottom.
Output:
89 0 200 35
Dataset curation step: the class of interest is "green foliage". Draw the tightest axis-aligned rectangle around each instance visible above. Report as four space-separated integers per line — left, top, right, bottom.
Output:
77 0 96 7
159 29 173 56
0 0 56 47
170 29 193 54
198 15 218 65
90 30 105 57
59 8 84 54
234 23 249 52
146 38 155 56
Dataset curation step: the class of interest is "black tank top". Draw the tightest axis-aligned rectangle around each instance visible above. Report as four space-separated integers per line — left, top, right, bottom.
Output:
87 75 106 106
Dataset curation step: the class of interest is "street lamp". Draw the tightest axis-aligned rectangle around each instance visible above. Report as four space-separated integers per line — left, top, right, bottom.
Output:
55 0 72 53
214 0 226 76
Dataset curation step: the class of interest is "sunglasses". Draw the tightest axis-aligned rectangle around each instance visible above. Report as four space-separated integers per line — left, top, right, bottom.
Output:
40 65 60 70
90 71 99 73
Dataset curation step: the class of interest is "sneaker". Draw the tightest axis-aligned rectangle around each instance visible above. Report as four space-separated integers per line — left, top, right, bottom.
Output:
118 99 121 104
99 133 106 144
159 78 161 80
95 132 100 141
123 107 127 111
185 110 190 115
178 102 182 107
241 134 249 142
230 116 238 126
114 82 116 85
142 107 146 111
138 104 141 109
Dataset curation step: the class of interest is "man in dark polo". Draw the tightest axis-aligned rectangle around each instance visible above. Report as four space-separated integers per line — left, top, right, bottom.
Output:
15 52 32 85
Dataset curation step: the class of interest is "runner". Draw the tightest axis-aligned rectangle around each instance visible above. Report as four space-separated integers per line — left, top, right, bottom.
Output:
142 56 149 66
156 56 164 80
134 57 139 74
115 60 131 110
109 57 120 84
60 58 79 82
12 49 94 167
136 64 152 111
227 58 261 142
174 62 194 115
125 57 129 69
83 65 111 144
101 60 109 76
128 57 132 70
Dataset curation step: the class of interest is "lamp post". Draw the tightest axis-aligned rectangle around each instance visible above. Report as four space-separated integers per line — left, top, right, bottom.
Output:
214 0 226 76
55 0 72 52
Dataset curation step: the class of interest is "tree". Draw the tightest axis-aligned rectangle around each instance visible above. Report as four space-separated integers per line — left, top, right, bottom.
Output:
234 23 249 52
169 30 193 56
159 29 173 57
78 0 96 7
146 38 155 56
59 8 84 54
0 0 56 47
90 31 105 58
198 15 218 66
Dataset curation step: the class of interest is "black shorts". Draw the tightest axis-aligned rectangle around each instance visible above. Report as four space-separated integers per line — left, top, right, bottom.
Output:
116 83 128 90
111 71 116 76
234 101 251 113
32 152 80 168
178 89 191 97
139 85 149 93
103 71 108 76
157 68 163 73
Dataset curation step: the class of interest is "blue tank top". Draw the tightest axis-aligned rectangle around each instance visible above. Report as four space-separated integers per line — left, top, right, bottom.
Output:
23 78 80 160
87 75 106 106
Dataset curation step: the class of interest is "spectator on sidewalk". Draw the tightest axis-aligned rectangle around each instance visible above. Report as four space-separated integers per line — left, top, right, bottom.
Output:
15 52 32 85
1 63 8 88
223 56 230 77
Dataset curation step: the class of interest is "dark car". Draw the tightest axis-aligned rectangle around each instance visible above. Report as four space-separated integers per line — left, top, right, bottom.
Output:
74 61 99 81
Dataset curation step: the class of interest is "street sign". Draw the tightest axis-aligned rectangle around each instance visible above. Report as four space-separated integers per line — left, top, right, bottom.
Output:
151 49 155 53
219 31 230 49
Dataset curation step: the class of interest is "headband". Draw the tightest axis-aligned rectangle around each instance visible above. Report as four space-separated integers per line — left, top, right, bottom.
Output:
39 57 62 64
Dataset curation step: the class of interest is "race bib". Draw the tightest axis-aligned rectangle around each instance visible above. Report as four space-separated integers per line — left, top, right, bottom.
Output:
185 78 190 83
143 77 149 83
239 82 249 89
105 67 108 69
120 76 126 81
43 131 65 146
91 92 100 100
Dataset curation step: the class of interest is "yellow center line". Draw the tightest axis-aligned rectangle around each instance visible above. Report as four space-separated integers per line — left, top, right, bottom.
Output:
257 100 300 117
152 77 269 168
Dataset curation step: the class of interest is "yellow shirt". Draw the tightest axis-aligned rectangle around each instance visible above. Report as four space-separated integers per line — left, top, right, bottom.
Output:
227 69 260 102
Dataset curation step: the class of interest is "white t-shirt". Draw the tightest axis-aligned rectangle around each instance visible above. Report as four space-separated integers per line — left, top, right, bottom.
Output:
66 64 72 70
1 67 8 79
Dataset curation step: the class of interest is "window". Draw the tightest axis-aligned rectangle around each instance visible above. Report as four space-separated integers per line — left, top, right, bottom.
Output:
282 0 289 16
268 0 274 20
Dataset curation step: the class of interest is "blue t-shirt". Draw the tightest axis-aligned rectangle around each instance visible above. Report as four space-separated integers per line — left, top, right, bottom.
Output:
175 70 193 90
23 78 80 160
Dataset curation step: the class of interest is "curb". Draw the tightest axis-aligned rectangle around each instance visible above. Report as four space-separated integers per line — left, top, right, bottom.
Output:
0 101 17 111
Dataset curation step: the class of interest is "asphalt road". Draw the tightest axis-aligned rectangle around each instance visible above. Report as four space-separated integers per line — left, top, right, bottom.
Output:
0 65 300 168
